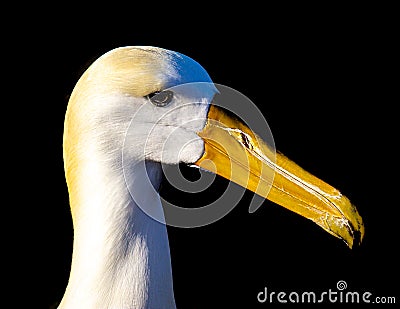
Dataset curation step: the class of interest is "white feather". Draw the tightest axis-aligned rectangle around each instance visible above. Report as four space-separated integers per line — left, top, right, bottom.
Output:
60 46 217 309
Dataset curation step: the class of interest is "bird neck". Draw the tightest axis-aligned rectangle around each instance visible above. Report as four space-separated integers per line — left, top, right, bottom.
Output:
60 157 176 309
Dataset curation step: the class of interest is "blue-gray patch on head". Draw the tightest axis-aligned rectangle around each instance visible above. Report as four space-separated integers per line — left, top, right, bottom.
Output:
162 50 213 89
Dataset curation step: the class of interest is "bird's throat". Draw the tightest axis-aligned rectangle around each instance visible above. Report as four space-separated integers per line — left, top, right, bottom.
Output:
60 159 176 309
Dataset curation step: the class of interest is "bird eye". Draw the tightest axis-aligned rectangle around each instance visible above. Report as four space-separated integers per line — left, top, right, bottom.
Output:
147 90 174 107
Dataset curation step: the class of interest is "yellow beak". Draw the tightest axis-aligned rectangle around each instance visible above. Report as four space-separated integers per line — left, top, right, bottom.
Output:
195 105 364 248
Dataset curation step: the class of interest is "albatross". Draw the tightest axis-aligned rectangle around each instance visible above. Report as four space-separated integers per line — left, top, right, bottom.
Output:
59 46 364 308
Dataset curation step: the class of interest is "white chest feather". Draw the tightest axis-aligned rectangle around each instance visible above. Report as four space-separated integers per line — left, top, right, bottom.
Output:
60 148 176 309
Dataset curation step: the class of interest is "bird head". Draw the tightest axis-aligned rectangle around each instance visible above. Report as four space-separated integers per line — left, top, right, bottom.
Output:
64 46 364 248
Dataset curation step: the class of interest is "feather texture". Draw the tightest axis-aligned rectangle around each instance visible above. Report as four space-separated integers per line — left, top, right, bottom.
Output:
60 46 215 308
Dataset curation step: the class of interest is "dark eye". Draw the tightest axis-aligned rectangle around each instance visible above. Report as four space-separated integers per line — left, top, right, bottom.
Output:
147 90 174 107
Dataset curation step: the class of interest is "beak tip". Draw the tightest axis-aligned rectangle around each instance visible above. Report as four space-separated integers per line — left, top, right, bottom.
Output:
344 216 365 249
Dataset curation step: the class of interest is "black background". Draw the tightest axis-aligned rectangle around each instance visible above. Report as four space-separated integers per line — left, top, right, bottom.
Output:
29 9 398 308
